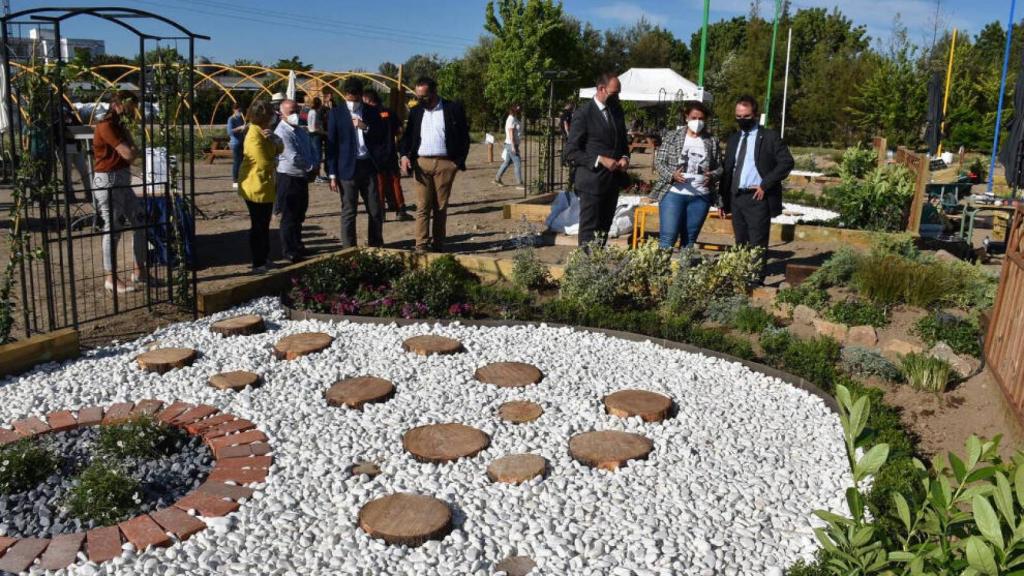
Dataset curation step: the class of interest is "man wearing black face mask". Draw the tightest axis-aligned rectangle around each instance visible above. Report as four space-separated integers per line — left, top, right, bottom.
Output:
719 94 794 286
564 72 630 247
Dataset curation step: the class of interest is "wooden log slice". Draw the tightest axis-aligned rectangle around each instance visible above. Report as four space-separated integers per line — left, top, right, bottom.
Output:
486 454 547 484
474 362 544 388
497 401 544 424
402 335 464 356
358 493 452 547
494 556 538 576
325 377 395 409
568 431 653 471
403 423 490 463
603 389 674 423
273 332 334 360
208 370 261 392
136 348 198 374
210 314 266 337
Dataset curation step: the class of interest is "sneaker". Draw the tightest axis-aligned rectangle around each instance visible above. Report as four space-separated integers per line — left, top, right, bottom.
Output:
104 280 136 293
396 210 414 222
251 265 268 274
493 180 505 187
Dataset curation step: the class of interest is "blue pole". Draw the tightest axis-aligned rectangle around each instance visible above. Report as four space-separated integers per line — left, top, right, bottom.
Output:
990 0 1016 194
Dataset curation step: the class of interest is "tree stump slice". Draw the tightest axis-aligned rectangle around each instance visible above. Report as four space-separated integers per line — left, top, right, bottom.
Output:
136 348 198 374
603 389 674 422
208 371 261 392
486 454 547 484
568 431 653 471
210 315 266 337
350 461 381 478
402 335 464 356
497 401 544 424
325 377 395 409
403 423 490 463
358 493 452 547
273 332 334 360
474 362 544 388
494 555 538 576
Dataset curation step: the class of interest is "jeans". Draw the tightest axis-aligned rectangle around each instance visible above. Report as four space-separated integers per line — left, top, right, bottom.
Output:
230 142 243 183
93 170 146 273
276 172 309 259
495 142 522 184
659 192 711 249
244 200 273 267
340 158 384 248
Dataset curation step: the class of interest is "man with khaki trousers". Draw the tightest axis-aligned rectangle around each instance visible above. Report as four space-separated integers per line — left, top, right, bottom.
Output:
399 77 470 252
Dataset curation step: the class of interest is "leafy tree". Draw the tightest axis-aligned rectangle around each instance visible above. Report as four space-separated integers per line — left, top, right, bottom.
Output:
402 53 446 82
272 56 312 71
378 61 400 78
438 37 496 129
233 58 264 68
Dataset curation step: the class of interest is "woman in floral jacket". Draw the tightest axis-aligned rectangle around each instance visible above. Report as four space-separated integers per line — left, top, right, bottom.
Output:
648 102 722 250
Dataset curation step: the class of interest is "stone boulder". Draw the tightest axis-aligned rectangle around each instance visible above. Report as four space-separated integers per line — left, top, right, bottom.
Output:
929 342 979 378
792 304 819 325
813 318 849 343
883 338 925 361
847 325 878 347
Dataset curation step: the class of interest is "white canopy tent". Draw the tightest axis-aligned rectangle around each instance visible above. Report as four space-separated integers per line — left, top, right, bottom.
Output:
578 68 710 105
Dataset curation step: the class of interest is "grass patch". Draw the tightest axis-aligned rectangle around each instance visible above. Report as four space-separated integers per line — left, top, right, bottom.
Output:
777 284 830 311
824 300 888 327
900 353 953 393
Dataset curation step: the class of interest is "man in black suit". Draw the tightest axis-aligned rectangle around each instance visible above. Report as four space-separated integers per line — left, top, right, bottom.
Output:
564 72 630 247
399 76 470 252
720 95 794 285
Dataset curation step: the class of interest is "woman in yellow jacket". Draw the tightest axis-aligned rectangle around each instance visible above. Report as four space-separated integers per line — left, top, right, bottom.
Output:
238 100 284 273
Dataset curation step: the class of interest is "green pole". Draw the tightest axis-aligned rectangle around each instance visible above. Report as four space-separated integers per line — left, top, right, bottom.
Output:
698 0 710 86
763 0 782 126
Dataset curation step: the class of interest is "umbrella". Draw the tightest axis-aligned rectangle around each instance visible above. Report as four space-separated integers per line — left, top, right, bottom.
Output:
0 63 8 135
925 71 944 157
999 56 1024 189
286 70 297 101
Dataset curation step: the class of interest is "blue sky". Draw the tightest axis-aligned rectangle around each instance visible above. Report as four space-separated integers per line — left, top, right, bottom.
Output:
6 0 1016 71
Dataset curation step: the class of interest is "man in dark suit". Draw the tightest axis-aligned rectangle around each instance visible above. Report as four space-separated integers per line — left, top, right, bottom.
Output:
327 78 388 248
399 77 470 252
564 72 630 247
720 94 794 285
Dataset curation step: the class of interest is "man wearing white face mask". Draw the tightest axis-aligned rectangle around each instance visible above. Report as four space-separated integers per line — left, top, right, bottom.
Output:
274 98 317 262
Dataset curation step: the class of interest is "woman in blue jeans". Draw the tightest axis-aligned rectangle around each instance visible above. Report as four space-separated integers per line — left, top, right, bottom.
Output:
649 102 721 250
227 102 247 188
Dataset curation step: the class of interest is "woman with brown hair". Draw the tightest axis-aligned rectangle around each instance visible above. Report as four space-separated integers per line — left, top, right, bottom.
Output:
237 100 284 273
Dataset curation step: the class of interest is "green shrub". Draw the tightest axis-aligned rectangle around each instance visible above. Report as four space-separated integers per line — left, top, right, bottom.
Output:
559 241 629 309
870 232 920 260
391 255 478 317
782 336 841 391
805 247 862 288
900 353 953 393
468 283 534 320
619 240 674 308
290 250 406 310
824 300 888 327
65 461 142 525
840 346 902 381
97 415 188 460
912 313 981 357
777 284 830 311
704 294 750 324
0 438 58 494
759 326 793 366
942 258 999 310
510 246 550 290
853 253 952 308
838 144 877 181
663 245 763 314
823 165 914 231
732 305 775 333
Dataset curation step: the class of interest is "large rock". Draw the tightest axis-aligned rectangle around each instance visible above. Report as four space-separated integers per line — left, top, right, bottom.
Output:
847 325 878 347
813 318 849 342
752 286 778 303
793 304 819 325
929 342 978 378
772 302 793 321
883 338 924 360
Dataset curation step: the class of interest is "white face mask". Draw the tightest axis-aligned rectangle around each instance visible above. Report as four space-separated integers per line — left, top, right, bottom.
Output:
285 113 299 126
345 100 357 112
687 119 705 134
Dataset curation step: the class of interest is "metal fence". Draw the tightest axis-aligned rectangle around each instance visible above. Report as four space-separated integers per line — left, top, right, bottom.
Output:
521 114 569 197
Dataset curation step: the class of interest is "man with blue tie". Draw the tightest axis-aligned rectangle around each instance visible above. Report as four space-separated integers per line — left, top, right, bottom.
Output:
719 95 794 285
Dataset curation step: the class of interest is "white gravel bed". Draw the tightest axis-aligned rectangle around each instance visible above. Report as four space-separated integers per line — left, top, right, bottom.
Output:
0 298 851 576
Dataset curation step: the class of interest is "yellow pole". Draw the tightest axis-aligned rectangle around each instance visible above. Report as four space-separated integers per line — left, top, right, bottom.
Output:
937 29 957 156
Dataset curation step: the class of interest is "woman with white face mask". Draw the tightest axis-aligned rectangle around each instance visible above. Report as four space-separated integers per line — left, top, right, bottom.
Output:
648 102 722 251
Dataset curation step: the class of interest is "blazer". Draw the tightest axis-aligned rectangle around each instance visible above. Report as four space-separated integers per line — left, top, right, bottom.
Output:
719 125 794 217
563 98 630 196
238 125 284 204
399 98 470 171
649 129 722 203
325 102 388 181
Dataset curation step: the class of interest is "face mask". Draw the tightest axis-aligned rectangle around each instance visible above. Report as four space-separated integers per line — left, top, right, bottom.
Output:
285 113 299 126
687 119 705 133
737 117 756 131
418 96 432 107
345 100 356 112
605 94 620 107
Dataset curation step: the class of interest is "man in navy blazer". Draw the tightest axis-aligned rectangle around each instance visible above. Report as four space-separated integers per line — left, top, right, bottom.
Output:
327 78 388 248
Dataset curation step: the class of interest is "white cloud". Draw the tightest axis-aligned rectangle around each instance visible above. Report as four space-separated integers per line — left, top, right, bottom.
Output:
593 2 670 26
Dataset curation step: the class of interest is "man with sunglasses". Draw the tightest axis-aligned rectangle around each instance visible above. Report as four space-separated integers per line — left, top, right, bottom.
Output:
720 95 794 286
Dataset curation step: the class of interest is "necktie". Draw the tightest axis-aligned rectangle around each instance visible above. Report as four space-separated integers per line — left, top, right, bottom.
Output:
732 131 749 196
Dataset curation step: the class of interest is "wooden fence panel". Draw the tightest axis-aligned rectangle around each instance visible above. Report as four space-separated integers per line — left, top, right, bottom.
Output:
986 206 1024 420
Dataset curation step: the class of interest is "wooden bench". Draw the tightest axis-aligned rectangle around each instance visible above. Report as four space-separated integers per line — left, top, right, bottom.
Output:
627 134 659 154
204 136 233 164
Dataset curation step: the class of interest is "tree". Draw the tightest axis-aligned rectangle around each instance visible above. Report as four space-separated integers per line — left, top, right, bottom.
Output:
233 58 264 68
438 37 496 129
402 53 446 82
378 61 400 78
272 56 312 71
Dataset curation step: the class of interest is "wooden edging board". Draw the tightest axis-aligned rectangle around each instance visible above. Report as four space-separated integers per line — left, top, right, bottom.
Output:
0 328 80 378
286 306 840 415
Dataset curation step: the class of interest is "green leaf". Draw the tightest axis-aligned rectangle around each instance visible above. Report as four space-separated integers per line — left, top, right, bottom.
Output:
1015 462 1024 508
995 471 1016 527
949 452 968 484
855 443 889 481
813 527 839 553
973 495 1005 550
966 536 999 575
893 492 912 531
967 466 1000 484
889 551 915 561
968 435 983 468
836 384 853 411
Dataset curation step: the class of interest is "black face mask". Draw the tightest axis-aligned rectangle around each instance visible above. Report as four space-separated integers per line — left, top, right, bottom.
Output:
737 117 756 131
605 94 620 107
418 96 433 108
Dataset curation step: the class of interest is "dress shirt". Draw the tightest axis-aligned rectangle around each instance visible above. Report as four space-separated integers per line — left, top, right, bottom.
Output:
417 99 447 157
736 126 763 189
274 119 315 177
348 102 370 160
592 97 627 168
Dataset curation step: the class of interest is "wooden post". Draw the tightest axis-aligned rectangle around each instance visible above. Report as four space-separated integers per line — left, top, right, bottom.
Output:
488 142 494 163
872 136 887 169
896 147 929 235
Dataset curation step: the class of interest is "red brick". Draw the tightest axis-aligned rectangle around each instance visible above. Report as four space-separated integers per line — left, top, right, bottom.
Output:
207 430 267 452
0 537 49 573
215 441 272 459
185 413 235 435
47 410 78 432
215 455 272 469
131 399 165 418
0 536 16 555
86 526 122 563
201 419 255 439
75 406 104 426
171 405 219 427
119 515 172 550
37 532 85 571
156 401 193 424
0 428 24 446
208 466 269 484
11 416 49 436
149 508 206 540
196 481 254 500
101 402 134 425
174 491 240 517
